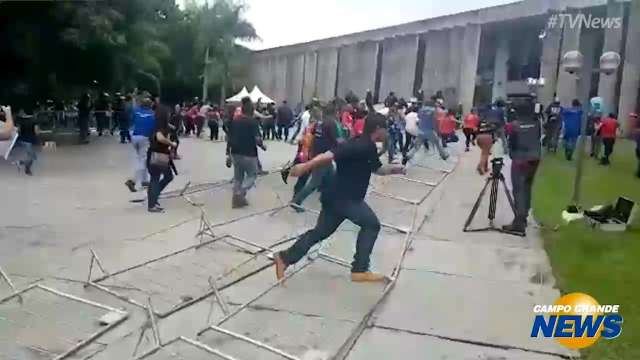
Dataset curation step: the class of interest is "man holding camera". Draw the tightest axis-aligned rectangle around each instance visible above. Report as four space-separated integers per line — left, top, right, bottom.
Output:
503 102 542 235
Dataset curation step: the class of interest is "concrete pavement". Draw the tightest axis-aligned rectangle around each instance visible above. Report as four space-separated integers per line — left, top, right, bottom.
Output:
0 133 573 359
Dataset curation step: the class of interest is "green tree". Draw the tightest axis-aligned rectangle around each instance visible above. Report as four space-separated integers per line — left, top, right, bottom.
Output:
196 0 257 104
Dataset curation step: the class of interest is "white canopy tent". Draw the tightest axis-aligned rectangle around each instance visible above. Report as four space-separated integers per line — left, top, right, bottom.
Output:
225 86 250 103
249 86 275 104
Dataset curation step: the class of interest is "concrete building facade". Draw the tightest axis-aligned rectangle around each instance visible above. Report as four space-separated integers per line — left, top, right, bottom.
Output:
249 0 639 131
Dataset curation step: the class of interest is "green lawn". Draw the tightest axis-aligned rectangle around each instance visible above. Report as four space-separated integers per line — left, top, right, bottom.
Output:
532 139 640 360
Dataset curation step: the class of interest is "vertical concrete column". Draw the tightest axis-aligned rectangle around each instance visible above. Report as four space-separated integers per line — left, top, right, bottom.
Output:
273 55 288 103
301 51 318 104
285 53 304 105
445 27 465 108
539 20 562 106
459 24 481 115
263 56 277 100
315 47 339 102
579 31 598 106
618 0 640 133
556 12 582 106
597 0 624 113
421 30 450 98
337 41 379 99
492 33 510 102
379 34 419 99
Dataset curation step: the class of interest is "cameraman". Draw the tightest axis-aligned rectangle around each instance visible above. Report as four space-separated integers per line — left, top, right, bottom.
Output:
503 100 542 235
0 106 16 140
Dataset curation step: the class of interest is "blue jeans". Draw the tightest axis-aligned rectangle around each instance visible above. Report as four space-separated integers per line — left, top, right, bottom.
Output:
407 129 447 160
131 135 150 189
280 199 381 272
291 164 333 206
232 154 258 196
147 164 174 209
564 137 577 160
17 141 37 169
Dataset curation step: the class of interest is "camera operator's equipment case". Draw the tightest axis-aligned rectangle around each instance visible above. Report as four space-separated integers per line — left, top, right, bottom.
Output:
585 197 637 232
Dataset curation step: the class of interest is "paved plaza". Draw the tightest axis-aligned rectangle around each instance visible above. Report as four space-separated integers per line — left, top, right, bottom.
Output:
0 134 575 359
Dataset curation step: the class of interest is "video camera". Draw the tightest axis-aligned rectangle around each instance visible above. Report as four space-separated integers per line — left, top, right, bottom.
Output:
490 157 504 177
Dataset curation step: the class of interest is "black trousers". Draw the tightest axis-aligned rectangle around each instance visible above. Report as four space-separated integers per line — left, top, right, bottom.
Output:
402 133 414 156
78 115 89 143
636 144 640 176
602 138 615 163
263 124 275 140
147 163 174 209
280 199 381 272
195 116 205 137
277 124 289 141
463 128 476 148
511 160 539 227
208 120 219 140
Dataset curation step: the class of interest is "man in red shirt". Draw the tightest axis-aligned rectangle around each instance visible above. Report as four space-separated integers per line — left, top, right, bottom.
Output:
438 109 457 148
463 108 480 151
598 113 619 165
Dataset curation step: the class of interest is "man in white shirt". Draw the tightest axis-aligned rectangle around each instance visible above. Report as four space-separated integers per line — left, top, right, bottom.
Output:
291 107 311 144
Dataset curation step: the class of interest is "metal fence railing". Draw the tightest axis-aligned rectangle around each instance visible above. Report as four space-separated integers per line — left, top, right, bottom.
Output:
30 110 116 134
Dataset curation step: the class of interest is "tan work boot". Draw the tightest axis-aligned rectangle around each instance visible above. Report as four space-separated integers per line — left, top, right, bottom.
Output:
351 272 386 283
274 253 288 281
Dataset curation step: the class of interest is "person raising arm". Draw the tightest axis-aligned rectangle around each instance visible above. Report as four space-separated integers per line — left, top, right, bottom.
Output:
0 106 16 140
276 113 405 284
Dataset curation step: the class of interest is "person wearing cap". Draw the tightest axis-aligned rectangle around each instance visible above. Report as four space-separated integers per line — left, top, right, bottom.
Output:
502 100 542 235
275 113 406 283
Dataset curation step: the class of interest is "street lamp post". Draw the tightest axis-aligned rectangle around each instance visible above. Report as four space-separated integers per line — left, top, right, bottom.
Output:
560 50 621 211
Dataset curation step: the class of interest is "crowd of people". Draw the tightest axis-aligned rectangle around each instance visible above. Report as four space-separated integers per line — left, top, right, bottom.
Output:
542 96 640 171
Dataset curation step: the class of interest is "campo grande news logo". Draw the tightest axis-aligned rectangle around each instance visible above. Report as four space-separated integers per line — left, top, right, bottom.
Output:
531 293 623 349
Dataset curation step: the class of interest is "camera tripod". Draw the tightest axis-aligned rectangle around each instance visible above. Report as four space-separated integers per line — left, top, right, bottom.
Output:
463 158 524 237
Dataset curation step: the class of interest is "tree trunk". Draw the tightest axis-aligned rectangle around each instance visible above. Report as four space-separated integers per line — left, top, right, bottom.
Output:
220 78 226 108
202 47 210 102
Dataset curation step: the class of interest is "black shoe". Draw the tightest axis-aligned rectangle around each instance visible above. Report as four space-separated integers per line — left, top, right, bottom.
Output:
402 156 409 166
258 170 269 176
125 180 137 193
465 147 470 152
25 167 33 176
502 223 526 236
142 181 150 188
148 206 164 213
